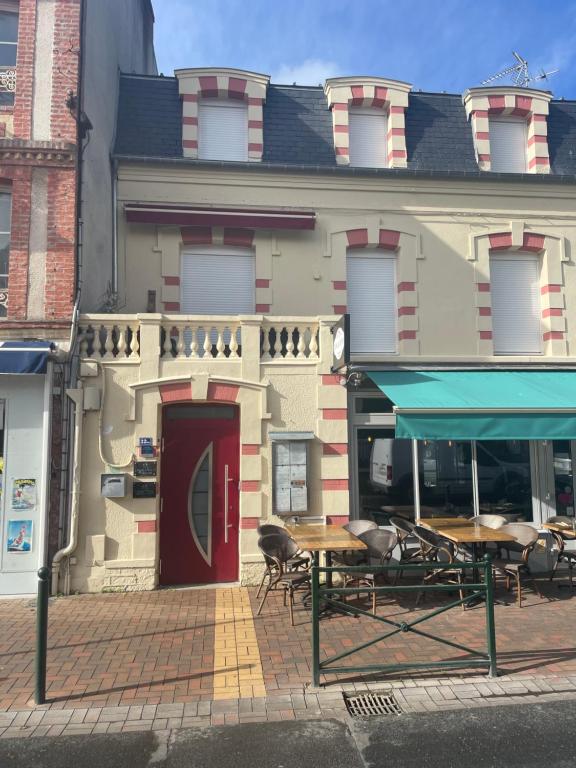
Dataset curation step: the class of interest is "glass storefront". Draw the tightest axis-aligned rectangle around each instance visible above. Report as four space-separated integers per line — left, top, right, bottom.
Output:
350 390 564 526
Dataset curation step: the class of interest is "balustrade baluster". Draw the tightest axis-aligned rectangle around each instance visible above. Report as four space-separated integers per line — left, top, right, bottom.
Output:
203 328 212 358
131 327 140 358
229 326 239 358
285 326 294 358
308 326 319 359
189 327 198 358
296 327 306 358
103 325 114 359
176 326 186 358
261 325 272 359
216 326 225 358
116 327 126 358
163 326 173 357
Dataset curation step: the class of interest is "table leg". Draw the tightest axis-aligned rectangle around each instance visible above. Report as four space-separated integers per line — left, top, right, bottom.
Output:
326 550 333 589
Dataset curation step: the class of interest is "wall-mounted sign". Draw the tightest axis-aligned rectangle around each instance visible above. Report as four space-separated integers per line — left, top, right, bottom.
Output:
134 461 157 477
139 437 156 457
133 481 157 499
331 314 350 372
271 435 312 515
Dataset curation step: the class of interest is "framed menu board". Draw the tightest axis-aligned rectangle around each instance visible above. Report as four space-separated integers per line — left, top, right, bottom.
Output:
271 433 313 515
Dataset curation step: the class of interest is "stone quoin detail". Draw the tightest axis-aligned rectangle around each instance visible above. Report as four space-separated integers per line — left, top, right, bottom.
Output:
175 68 270 162
324 76 412 168
463 86 553 173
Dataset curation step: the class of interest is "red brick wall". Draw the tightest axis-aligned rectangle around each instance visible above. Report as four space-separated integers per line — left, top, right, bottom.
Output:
44 168 76 319
51 0 81 142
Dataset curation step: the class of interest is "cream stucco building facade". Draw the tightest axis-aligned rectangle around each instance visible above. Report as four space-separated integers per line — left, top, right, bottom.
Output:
60 70 576 593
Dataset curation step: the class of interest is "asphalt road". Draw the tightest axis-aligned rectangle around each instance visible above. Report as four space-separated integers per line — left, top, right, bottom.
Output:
1 700 575 768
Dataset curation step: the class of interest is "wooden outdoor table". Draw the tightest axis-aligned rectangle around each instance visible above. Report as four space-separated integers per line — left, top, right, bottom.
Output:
543 521 576 539
285 523 367 588
420 518 518 589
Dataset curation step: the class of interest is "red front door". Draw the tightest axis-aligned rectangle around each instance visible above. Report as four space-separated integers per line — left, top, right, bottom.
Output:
160 403 240 585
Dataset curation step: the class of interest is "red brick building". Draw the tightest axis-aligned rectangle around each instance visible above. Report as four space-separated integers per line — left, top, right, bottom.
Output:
0 0 156 594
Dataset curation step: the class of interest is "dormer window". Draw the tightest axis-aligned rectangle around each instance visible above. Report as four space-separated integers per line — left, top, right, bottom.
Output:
198 99 248 162
324 77 411 169
176 68 269 163
489 118 527 173
348 108 388 168
463 87 552 174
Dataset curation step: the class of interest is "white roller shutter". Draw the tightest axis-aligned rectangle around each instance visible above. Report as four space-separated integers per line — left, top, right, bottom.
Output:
489 119 527 173
198 100 248 162
347 251 396 354
490 254 541 354
181 247 255 314
348 109 388 168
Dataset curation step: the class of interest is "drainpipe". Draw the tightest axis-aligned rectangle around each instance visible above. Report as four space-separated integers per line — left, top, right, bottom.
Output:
51 388 83 595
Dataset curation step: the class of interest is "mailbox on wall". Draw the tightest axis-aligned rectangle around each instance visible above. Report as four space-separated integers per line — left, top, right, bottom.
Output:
100 474 128 498
270 432 314 515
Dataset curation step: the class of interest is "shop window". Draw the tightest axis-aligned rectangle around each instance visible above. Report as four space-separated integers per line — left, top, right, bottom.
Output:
348 108 388 168
198 99 248 162
490 254 541 354
476 440 533 522
418 440 474 519
0 4 18 107
0 190 10 318
357 429 415 524
347 250 396 355
489 118 527 173
355 395 394 414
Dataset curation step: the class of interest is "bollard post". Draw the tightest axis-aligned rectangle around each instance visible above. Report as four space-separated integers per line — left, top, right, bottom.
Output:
35 566 50 705
311 565 320 688
483 554 498 678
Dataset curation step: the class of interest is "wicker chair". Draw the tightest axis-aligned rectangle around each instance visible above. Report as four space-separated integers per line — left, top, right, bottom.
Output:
332 520 378 568
412 526 465 610
390 516 423 581
342 529 398 614
256 534 311 625
491 523 543 607
255 524 309 599
547 516 576 591
470 514 508 529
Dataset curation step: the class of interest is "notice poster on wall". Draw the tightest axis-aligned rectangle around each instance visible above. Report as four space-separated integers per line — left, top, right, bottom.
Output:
6 520 33 553
11 478 37 511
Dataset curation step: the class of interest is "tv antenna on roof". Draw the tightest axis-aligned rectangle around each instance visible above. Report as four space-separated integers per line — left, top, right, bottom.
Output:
481 51 558 88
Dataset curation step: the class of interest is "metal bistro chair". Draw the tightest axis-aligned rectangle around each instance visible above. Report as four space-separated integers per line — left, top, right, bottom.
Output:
491 523 543 607
412 526 466 611
332 519 378 568
342 529 398 615
390 516 424 581
547 516 576 591
255 524 310 599
256 534 311 626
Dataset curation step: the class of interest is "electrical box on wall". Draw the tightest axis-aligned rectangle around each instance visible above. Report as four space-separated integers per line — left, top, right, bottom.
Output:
270 432 314 515
100 474 128 498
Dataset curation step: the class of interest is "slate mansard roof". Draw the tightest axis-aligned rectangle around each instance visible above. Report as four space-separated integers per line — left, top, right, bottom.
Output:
114 74 576 178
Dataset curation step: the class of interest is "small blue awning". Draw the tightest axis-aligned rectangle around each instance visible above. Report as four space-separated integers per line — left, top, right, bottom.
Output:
368 370 576 440
0 341 55 374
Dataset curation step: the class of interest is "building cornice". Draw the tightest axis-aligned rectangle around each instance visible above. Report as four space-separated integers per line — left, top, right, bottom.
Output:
0 139 76 167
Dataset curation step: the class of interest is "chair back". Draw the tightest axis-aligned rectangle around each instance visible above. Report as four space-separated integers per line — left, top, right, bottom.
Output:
499 523 539 560
471 514 507 529
258 533 299 571
344 519 378 536
413 525 454 562
257 524 287 538
390 516 416 541
358 529 398 564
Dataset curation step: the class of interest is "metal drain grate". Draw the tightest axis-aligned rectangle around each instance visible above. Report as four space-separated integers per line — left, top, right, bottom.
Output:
344 692 403 718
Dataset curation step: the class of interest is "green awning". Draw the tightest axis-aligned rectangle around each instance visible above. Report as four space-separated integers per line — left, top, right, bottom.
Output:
368 370 576 440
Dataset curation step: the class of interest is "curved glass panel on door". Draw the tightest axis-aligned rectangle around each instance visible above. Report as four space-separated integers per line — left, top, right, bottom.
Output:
188 444 212 565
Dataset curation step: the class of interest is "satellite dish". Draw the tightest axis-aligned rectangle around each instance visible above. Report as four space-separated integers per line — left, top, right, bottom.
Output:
481 52 558 88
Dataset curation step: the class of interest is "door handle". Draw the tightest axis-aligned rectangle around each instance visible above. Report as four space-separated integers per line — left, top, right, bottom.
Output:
224 465 234 543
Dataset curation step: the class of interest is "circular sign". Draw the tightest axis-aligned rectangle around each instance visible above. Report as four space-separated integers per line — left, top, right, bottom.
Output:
333 327 345 360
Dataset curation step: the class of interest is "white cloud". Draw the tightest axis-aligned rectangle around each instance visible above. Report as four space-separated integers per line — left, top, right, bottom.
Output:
271 58 340 86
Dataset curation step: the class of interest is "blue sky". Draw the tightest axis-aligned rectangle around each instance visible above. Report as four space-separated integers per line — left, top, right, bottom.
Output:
153 0 576 98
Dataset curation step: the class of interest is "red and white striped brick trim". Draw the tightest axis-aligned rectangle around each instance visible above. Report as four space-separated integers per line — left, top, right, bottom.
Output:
176 70 269 161
464 88 552 174
482 230 565 349
325 78 411 168
160 227 257 312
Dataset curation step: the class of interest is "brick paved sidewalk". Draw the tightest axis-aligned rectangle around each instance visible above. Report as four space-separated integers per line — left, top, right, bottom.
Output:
0 575 575 738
